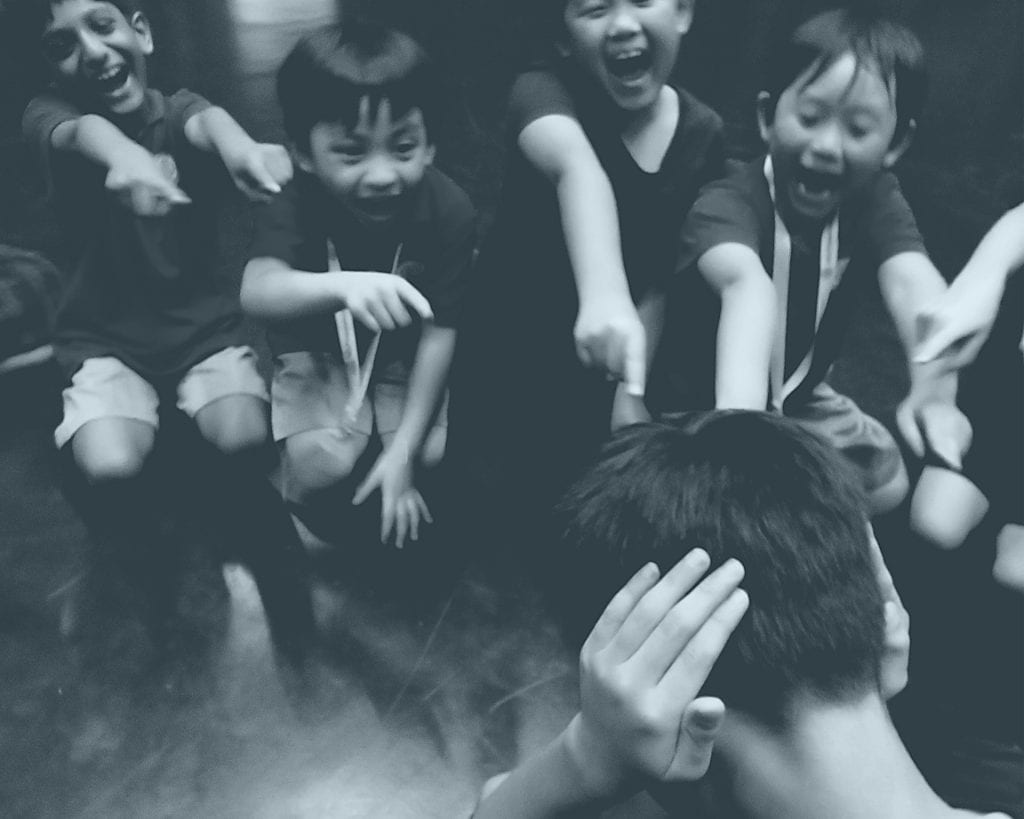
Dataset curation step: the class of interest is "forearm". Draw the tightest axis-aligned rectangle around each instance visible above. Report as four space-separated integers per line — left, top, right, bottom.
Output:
184 106 256 162
714 273 774 410
556 161 632 307
388 325 457 459
880 252 958 401
240 258 343 320
955 203 1024 293
636 289 666 374
50 114 143 167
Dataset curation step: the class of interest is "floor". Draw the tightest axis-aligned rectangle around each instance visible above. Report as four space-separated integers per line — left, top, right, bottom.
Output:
0 1 1021 818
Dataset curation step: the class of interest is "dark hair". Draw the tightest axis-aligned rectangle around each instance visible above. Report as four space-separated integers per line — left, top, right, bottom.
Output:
13 0 143 40
763 6 926 144
557 411 884 726
277 19 439 152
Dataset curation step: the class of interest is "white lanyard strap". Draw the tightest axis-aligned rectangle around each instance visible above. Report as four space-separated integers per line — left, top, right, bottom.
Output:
764 156 841 410
331 241 403 424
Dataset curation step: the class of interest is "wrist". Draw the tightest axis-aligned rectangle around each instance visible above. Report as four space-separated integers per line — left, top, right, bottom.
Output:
562 714 631 802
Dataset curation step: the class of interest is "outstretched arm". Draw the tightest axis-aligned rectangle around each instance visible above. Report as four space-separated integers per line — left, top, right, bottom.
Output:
241 257 432 332
475 553 748 818
519 114 646 394
915 203 1024 368
353 325 456 548
698 243 776 410
50 114 190 215
880 251 970 469
183 106 292 201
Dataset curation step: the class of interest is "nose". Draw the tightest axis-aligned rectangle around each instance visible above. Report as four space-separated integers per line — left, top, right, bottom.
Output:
607 3 641 39
808 120 843 166
78 30 107 66
361 153 400 194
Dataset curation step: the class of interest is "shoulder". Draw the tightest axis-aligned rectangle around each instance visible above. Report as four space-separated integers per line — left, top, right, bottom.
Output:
22 89 81 140
508 67 578 135
693 158 770 222
161 87 213 124
675 87 725 138
416 167 477 230
681 159 771 261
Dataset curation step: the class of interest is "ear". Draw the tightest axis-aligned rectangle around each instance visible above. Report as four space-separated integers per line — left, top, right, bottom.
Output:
423 143 436 166
676 0 695 35
129 12 154 57
292 144 314 175
756 91 774 145
882 119 915 169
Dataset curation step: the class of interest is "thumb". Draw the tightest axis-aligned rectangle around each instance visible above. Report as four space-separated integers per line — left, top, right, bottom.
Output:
678 698 725 777
352 469 378 506
623 327 646 397
897 405 925 458
250 161 282 194
913 323 960 364
167 184 192 205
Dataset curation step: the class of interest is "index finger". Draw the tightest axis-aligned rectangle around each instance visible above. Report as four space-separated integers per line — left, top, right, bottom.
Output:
663 587 749 695
397 280 433 321
582 562 661 656
623 327 646 397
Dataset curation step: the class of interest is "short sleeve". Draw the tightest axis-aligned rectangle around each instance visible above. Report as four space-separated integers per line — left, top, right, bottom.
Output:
860 172 927 265
22 92 83 195
677 166 766 275
419 178 477 329
507 70 578 138
248 176 305 267
163 88 212 140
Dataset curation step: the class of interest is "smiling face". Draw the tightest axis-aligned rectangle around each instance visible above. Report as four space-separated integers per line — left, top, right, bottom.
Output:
759 51 911 226
299 96 435 227
41 0 153 117
561 0 693 114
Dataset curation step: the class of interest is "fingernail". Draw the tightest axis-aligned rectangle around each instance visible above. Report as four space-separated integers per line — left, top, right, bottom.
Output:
723 558 744 578
688 549 710 568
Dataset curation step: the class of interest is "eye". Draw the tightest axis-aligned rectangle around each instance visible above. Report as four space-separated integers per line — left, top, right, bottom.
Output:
331 144 364 162
574 0 609 18
392 140 419 159
41 32 76 62
797 108 824 129
89 14 117 34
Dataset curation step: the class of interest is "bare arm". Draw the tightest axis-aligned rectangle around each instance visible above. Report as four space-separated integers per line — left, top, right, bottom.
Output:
519 114 645 392
698 243 776 410
50 114 190 214
390 324 456 462
184 106 292 200
241 257 432 332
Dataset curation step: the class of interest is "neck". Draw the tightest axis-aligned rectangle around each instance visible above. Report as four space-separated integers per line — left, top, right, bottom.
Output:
719 695 957 819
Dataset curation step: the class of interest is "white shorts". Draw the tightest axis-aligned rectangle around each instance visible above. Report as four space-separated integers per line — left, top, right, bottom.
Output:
54 346 269 449
270 351 448 442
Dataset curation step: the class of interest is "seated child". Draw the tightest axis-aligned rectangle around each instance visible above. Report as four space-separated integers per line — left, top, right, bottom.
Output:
476 412 1010 818
450 0 724 541
678 7 968 515
911 203 1024 591
242 21 477 550
19 0 308 648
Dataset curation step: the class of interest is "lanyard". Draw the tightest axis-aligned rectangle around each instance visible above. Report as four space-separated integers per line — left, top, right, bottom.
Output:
764 156 843 410
331 241 404 424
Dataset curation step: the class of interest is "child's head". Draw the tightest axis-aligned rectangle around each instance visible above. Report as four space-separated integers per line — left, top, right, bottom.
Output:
277 20 438 227
757 7 926 225
554 0 695 114
34 0 153 116
558 411 885 727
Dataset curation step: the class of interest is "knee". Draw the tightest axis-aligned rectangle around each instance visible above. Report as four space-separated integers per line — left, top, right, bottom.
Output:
75 439 150 484
284 430 366 500
910 497 971 550
199 398 269 456
420 426 447 470
909 467 988 549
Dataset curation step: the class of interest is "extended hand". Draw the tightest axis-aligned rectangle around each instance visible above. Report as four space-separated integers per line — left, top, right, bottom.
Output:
105 146 191 216
913 274 1004 371
227 142 293 202
336 271 433 332
352 447 431 548
575 295 646 395
897 397 972 470
566 551 748 798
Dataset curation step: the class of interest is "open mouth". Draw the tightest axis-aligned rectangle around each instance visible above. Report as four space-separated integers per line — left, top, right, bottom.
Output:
353 196 403 222
93 63 131 96
605 48 653 84
791 168 842 210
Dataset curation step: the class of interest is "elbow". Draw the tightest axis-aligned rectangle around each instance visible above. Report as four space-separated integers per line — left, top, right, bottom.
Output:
238 267 266 318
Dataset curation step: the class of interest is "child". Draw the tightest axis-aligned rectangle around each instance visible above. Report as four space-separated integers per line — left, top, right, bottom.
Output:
20 0 313 654
476 412 1010 818
677 8 968 515
911 204 1024 590
241 21 477 550
449 0 724 544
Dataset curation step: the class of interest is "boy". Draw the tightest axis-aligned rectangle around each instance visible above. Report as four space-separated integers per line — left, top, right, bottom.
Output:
20 0 313 654
477 412 1013 817
450 0 725 546
241 21 476 550
678 8 967 515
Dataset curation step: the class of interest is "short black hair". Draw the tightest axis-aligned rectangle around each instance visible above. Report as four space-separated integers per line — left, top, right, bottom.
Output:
762 6 926 144
557 412 884 726
276 19 439 152
14 0 143 41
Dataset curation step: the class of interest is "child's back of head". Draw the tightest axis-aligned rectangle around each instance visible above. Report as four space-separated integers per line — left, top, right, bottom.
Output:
558 411 886 726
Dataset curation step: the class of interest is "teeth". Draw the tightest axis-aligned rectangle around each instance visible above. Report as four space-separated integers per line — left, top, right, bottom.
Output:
98 66 123 81
612 49 643 60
